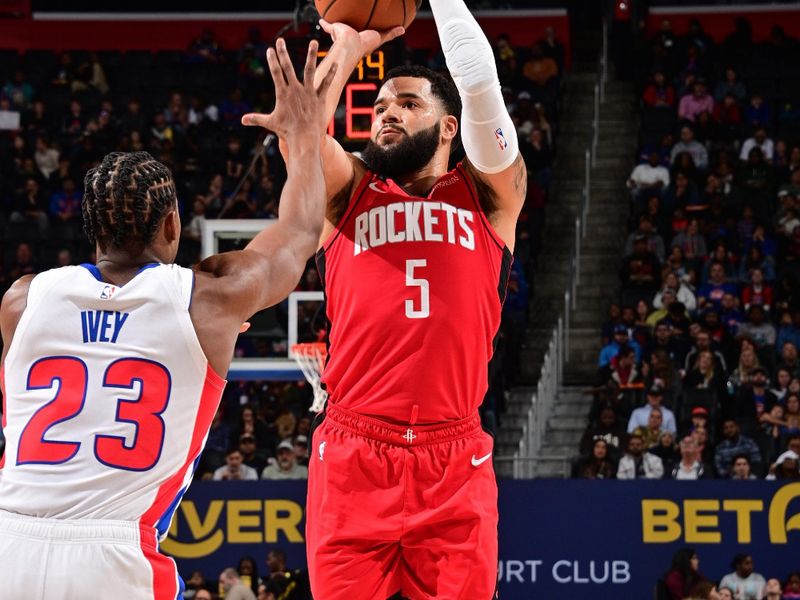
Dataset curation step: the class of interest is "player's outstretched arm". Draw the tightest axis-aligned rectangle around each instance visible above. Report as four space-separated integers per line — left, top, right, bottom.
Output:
195 40 337 322
429 0 526 247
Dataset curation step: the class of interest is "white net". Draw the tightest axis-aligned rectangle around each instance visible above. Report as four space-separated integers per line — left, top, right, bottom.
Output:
291 343 328 413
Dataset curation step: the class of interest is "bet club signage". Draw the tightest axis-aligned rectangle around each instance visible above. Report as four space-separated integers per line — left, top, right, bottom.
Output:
165 480 800 599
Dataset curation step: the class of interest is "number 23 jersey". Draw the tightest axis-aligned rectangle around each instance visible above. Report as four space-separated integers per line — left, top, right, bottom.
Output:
0 264 225 530
317 164 513 425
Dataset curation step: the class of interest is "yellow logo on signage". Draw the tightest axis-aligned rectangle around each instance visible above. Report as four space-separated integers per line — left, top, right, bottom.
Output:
161 499 305 559
641 483 800 544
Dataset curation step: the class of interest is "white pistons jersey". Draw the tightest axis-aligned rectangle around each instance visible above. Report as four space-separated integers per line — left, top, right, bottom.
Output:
0 263 225 537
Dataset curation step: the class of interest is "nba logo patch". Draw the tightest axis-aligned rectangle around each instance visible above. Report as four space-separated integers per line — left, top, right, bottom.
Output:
494 128 508 150
100 285 117 300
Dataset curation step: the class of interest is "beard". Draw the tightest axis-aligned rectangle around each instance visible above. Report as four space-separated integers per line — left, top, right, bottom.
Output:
361 122 441 180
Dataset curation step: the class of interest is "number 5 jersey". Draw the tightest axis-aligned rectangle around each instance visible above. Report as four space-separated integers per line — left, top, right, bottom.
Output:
316 164 513 426
0 263 225 534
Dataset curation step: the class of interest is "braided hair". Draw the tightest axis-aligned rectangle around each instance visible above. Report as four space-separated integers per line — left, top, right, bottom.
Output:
82 152 177 248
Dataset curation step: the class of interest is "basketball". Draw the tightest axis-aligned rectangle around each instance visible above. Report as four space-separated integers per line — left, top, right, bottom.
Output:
315 0 421 31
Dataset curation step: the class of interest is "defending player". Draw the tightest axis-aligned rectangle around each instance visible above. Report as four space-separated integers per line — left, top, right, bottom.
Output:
244 3 526 599
0 41 335 599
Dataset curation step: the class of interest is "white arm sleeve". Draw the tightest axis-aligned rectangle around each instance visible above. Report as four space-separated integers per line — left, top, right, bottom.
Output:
429 0 519 174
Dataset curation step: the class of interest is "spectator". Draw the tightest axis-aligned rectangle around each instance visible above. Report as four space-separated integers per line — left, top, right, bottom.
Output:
664 548 706 600
621 235 662 305
2 70 34 110
684 329 728 375
574 438 616 479
679 79 715 123
188 30 223 64
34 136 59 179
238 434 267 475
729 345 761 392
730 453 757 480
720 293 745 336
49 178 82 240
713 67 746 104
634 406 666 449
785 573 800 599
213 448 259 482
627 383 677 435
744 93 771 131
651 430 681 473
264 548 309 600
625 215 666 262
9 178 48 236
647 321 690 369
493 34 518 88
670 436 709 480
261 440 308 480
719 554 766 600
671 217 707 266
741 269 773 312
231 404 274 452
767 450 800 481
237 556 261 597
538 26 565 73
715 419 762 478
219 567 257 600
599 324 642 367
617 433 664 479
760 404 789 465
643 70 675 108
763 578 783 600
777 311 800 353
579 405 627 459
7 242 37 281
714 93 743 142
653 272 697 313
293 435 309 467
740 126 775 163
628 152 670 201
737 305 776 351
771 366 793 400
671 125 709 171
698 262 739 310
521 43 558 89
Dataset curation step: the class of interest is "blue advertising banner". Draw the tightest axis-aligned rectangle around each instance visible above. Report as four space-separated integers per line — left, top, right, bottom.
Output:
164 480 800 599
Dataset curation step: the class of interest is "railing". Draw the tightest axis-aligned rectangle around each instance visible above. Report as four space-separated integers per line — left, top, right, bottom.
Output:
508 17 609 479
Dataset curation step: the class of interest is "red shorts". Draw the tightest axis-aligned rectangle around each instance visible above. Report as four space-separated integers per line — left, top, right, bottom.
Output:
306 405 498 600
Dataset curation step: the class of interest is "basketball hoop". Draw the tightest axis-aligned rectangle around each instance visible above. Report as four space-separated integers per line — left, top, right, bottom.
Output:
291 343 328 413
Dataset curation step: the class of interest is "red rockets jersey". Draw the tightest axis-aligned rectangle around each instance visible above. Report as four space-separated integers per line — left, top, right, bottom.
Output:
316 163 513 425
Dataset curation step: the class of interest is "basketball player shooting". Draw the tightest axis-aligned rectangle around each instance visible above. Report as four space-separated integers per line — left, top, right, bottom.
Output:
244 2 526 599
0 41 335 600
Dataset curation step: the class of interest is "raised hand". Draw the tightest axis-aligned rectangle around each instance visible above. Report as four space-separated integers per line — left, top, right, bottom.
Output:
319 18 405 58
241 39 338 138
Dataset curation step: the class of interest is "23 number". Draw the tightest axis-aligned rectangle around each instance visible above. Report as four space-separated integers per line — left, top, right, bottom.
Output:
17 356 171 471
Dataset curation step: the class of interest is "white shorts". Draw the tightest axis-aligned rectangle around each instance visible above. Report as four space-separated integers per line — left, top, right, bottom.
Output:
0 509 182 600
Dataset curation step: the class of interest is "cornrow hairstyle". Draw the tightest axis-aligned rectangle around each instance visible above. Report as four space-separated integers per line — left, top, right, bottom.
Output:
82 152 177 248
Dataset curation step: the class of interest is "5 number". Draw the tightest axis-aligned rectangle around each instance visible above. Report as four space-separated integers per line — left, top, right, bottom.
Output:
405 259 430 319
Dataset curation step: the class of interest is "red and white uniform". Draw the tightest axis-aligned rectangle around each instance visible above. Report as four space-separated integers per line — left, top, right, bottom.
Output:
308 164 510 600
318 163 512 424
0 264 225 600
